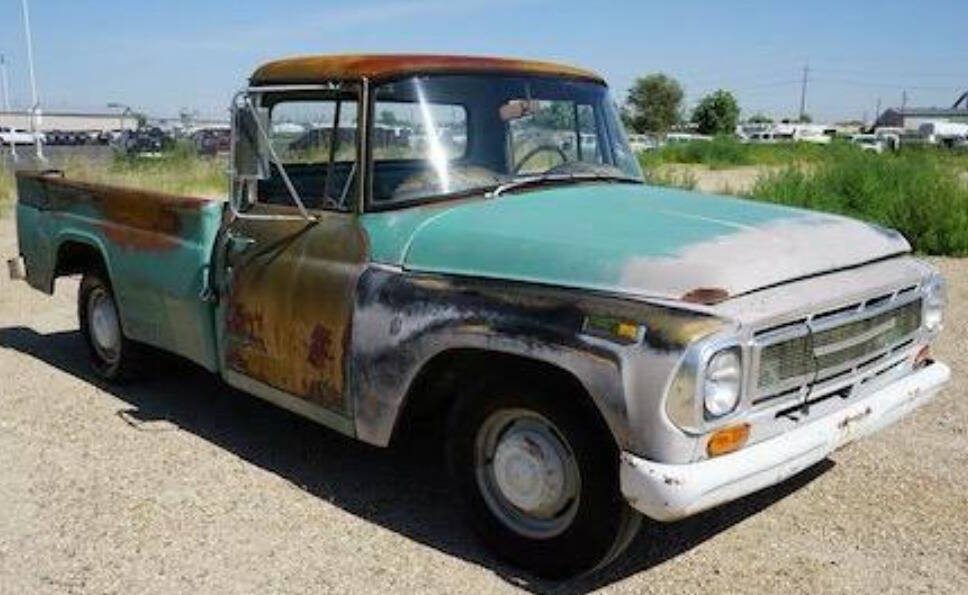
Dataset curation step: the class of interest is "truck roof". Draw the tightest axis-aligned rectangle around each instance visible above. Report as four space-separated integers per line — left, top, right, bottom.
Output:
250 54 605 85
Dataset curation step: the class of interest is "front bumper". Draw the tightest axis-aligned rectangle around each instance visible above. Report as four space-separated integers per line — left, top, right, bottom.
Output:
620 361 950 521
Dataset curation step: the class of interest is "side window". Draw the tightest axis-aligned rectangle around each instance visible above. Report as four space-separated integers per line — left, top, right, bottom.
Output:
259 98 359 211
371 101 468 161
269 100 358 165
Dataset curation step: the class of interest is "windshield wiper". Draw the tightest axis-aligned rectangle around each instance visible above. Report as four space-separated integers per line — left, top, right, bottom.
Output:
486 173 642 198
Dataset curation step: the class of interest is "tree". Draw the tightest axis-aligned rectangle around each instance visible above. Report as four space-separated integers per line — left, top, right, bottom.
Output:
692 89 740 135
798 113 813 123
747 113 773 124
625 74 684 133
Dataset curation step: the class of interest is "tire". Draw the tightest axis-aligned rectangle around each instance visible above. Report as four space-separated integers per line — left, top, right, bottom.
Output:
446 376 641 578
78 273 141 382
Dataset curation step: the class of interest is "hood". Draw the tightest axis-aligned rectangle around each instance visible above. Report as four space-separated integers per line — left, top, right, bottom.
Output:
362 184 910 304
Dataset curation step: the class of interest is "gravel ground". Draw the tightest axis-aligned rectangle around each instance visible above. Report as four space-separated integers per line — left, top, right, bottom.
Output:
0 214 966 594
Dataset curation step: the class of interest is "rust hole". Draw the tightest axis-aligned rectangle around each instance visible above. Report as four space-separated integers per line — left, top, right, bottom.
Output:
681 287 730 305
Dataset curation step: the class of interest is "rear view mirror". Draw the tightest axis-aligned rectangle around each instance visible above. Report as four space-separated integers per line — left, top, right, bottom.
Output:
499 99 539 122
232 99 269 179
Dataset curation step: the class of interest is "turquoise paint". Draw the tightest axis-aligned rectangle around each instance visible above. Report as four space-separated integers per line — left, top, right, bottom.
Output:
16 194 224 372
361 183 809 291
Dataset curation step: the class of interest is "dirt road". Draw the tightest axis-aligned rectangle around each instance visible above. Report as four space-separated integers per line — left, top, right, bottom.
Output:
1 215 966 594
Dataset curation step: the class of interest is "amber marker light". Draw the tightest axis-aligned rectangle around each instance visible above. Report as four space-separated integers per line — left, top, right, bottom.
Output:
582 315 641 344
707 423 751 458
914 345 932 368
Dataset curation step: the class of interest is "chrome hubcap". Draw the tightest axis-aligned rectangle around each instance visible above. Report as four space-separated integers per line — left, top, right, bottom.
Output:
88 288 121 364
475 409 580 538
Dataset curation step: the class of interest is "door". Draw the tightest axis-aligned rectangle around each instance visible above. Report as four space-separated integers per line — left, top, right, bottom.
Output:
217 88 367 424
219 208 367 417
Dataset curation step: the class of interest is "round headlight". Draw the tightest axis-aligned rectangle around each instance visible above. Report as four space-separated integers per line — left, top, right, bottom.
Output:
924 274 946 332
704 348 742 418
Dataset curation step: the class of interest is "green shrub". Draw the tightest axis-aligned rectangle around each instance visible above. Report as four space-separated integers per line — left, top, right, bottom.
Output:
750 145 968 255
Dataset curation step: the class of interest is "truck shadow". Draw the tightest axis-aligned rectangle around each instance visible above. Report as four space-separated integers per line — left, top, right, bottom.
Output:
0 326 833 594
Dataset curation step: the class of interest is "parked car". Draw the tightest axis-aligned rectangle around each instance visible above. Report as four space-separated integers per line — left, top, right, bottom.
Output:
850 134 885 154
666 132 712 143
193 127 232 156
627 133 658 152
0 127 40 145
112 127 173 156
7 54 950 578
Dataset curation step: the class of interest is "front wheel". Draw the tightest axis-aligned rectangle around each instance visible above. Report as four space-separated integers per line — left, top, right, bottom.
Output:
447 379 641 578
79 273 141 382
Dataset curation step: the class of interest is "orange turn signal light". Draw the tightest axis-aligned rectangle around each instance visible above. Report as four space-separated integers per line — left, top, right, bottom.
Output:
914 345 932 368
707 423 750 458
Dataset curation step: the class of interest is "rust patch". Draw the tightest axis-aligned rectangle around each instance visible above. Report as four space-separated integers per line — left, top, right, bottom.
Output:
251 53 604 85
226 297 266 350
20 172 214 252
305 379 344 410
681 287 730 305
307 323 334 369
219 206 368 415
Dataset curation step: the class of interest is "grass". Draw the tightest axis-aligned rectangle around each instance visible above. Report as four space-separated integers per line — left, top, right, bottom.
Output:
750 144 968 255
64 145 227 197
638 136 832 170
1 146 227 219
643 166 698 190
636 137 968 255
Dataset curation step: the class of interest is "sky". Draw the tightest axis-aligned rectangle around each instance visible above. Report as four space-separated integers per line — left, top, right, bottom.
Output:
0 0 964 123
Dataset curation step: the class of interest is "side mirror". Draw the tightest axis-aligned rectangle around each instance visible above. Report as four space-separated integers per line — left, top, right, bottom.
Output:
232 98 270 180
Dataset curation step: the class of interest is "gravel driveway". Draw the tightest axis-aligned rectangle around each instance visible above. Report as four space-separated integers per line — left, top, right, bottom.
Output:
0 215 965 594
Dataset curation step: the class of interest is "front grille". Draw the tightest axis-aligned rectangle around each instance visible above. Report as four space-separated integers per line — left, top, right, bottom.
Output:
813 299 921 370
753 289 922 404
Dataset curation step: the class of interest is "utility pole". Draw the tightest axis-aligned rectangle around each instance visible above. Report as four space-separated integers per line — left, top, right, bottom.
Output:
798 62 809 122
0 54 17 161
21 0 44 161
901 90 908 113
875 97 882 127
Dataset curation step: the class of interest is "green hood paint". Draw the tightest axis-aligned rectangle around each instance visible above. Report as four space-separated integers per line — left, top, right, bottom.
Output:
361 184 910 302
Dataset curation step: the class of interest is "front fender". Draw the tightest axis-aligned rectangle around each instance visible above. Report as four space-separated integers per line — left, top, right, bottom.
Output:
349 268 632 448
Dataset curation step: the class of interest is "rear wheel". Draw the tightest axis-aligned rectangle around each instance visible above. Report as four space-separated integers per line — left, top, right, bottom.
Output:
79 273 141 381
447 378 641 578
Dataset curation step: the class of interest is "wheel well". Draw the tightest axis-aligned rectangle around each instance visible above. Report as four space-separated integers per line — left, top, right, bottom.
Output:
55 241 107 280
392 348 610 445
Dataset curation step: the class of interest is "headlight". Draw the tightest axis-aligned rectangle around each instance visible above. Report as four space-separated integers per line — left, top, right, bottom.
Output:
924 274 946 332
703 348 742 418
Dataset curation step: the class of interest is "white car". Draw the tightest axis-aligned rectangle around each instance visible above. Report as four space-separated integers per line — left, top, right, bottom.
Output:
849 134 884 154
0 127 40 145
628 133 658 152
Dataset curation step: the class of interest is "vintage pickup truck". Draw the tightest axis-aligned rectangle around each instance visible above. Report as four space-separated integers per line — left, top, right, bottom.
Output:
7 55 950 577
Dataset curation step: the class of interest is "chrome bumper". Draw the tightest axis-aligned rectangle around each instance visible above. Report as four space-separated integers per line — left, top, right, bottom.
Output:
7 256 26 281
620 362 951 521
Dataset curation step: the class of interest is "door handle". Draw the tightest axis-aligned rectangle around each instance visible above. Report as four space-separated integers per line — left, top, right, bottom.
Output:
226 232 256 257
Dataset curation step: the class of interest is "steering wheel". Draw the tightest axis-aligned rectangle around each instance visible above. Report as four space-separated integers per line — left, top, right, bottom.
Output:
513 144 569 174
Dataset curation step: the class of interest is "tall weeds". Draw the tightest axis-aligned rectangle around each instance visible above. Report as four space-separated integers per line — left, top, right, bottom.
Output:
751 145 968 255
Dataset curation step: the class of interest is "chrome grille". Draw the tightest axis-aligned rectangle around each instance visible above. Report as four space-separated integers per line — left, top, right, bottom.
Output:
753 287 922 404
813 301 920 370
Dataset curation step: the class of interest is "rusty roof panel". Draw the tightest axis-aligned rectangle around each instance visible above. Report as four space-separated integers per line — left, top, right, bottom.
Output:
250 54 605 85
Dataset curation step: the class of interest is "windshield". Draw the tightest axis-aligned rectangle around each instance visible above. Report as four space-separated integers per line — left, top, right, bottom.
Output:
369 75 643 208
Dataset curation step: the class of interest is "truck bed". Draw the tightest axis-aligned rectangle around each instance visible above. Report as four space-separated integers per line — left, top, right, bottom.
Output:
15 172 225 371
